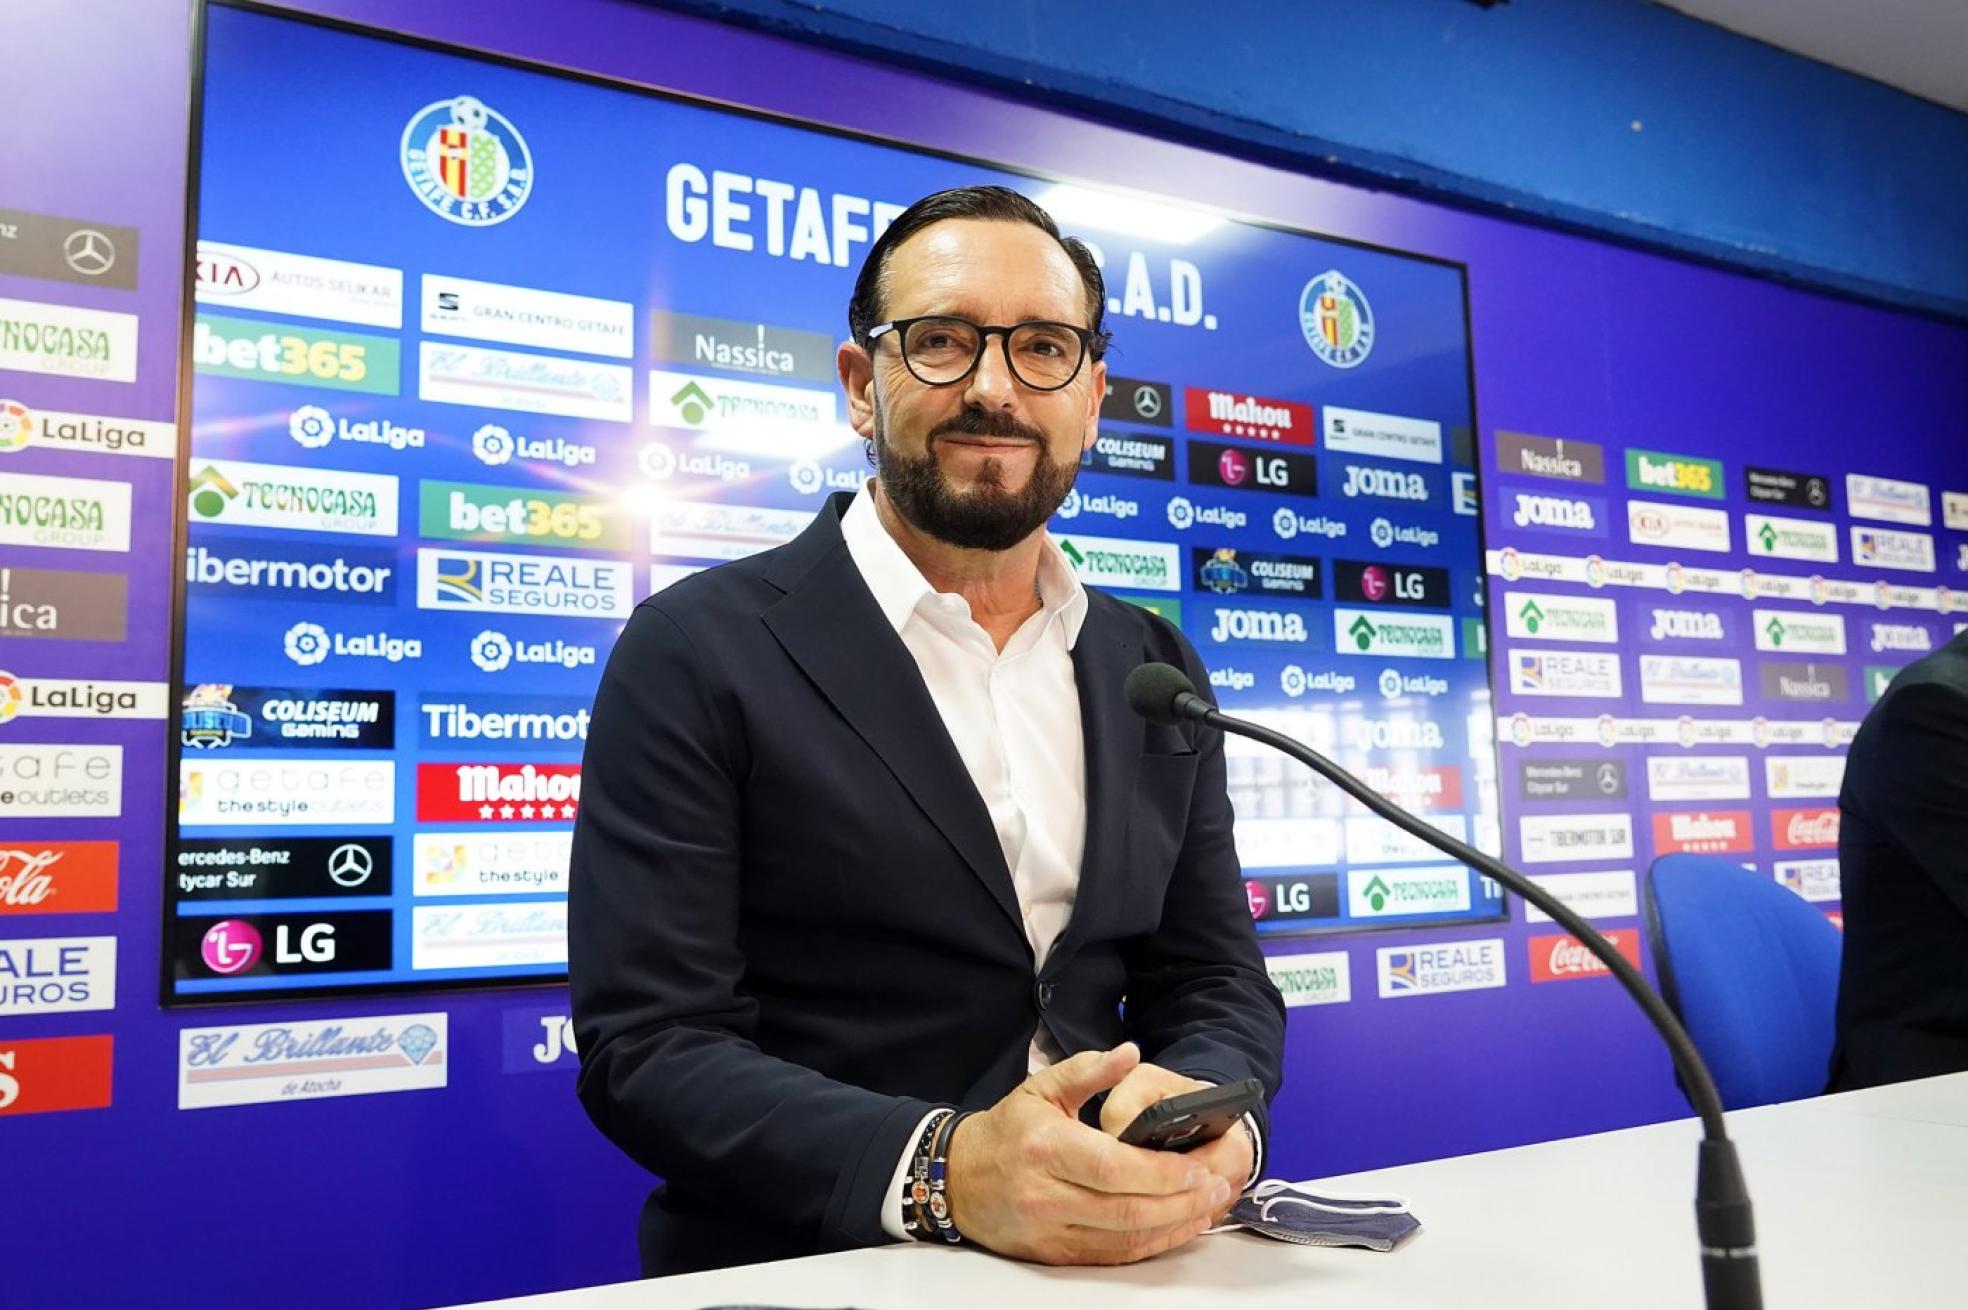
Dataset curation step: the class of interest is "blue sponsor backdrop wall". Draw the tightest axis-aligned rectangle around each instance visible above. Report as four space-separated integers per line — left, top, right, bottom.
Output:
2 1 1965 1308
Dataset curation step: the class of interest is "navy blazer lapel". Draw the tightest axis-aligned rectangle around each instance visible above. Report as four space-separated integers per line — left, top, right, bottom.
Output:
1055 594 1144 963
760 505 1028 948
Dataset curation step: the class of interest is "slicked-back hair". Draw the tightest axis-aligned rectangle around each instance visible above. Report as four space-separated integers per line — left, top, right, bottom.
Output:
847 185 1112 363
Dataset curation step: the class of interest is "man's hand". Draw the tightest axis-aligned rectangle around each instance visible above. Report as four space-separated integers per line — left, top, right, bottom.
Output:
944 1043 1231 1265
1100 1063 1253 1224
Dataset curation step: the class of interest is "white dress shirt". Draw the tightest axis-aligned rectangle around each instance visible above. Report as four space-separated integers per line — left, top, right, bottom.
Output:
838 485 1259 1242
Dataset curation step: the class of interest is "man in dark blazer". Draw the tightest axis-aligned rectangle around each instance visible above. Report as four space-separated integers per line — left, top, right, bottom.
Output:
570 186 1285 1275
1829 626 1968 1090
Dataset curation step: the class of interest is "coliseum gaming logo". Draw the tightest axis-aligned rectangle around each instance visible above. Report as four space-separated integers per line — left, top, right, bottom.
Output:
401 96 533 226
1299 270 1374 368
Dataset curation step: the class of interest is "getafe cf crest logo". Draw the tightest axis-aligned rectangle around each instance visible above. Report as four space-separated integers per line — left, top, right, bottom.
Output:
1299 270 1374 368
401 95 533 226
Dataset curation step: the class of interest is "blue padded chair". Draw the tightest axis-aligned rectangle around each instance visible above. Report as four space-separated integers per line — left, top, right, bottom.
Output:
1642 853 1843 1110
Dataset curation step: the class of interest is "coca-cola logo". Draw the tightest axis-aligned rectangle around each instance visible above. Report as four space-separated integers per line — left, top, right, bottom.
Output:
1530 930 1641 983
0 848 62 906
1774 807 1841 850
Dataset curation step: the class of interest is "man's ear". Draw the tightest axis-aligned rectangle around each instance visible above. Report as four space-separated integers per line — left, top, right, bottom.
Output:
838 340 877 439
1081 358 1108 455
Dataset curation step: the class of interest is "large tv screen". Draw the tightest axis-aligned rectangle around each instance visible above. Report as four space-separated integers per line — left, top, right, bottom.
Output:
168 2 1503 1003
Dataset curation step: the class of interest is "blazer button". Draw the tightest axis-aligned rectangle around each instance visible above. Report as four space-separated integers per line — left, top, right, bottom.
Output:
1035 981 1054 1010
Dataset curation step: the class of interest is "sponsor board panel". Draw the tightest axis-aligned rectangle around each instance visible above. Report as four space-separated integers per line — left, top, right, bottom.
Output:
413 830 572 896
178 1013 447 1109
175 836 392 901
0 471 132 552
1528 929 1643 982
195 241 403 326
0 744 123 818
0 1033 114 1116
0 841 118 915
0 297 139 383
1519 814 1634 864
1775 859 1841 903
421 342 631 421
1376 938 1506 997
0 936 115 1015
1263 951 1352 1007
1522 870 1639 923
179 758 395 827
412 902 567 970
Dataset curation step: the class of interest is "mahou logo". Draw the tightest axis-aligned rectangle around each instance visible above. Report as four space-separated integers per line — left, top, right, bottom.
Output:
0 841 118 915
1182 387 1314 446
1651 810 1753 855
1772 807 1841 851
1529 930 1642 983
417 762 582 823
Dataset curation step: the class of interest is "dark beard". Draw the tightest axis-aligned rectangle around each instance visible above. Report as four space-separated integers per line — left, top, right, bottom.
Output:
873 406 1079 552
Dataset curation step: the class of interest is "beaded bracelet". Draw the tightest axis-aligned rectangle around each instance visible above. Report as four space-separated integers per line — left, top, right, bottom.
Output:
900 1109 953 1240
921 1109 973 1243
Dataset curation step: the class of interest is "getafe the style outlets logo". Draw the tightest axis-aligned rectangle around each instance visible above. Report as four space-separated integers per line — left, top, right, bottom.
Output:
402 96 532 226
1299 271 1374 368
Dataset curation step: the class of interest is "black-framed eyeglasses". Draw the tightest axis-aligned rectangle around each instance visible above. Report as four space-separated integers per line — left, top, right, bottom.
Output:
865 315 1095 392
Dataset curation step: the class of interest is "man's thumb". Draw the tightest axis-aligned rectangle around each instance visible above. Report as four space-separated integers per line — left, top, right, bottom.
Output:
1033 1042 1140 1115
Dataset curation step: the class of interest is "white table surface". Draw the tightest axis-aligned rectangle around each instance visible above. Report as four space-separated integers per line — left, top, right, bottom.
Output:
463 1073 1968 1310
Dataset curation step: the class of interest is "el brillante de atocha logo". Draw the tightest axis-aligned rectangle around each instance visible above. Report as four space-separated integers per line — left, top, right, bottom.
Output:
402 95 533 226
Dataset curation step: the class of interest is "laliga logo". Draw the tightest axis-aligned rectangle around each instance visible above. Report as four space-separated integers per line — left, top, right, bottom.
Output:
1378 668 1404 700
1280 665 1307 698
1272 507 1299 540
1166 497 1195 531
638 443 677 480
289 405 334 449
472 423 515 466
284 622 330 667
471 630 514 673
1057 489 1083 520
0 399 36 454
1370 517 1394 549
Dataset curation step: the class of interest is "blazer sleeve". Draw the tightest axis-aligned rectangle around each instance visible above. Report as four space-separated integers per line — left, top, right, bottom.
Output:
1118 627 1287 1138
568 602 936 1252
1858 680 1968 919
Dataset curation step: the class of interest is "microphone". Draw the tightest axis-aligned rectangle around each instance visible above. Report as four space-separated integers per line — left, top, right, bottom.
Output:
1126 661 1761 1310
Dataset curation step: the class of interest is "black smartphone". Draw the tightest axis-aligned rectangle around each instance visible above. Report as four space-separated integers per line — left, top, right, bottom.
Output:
1117 1077 1264 1152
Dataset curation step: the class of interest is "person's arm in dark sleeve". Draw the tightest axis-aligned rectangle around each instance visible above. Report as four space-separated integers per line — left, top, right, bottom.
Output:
568 602 935 1252
1118 629 1287 1143
1862 680 1968 918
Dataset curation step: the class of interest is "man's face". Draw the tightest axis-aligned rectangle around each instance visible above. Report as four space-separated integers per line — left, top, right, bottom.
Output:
840 218 1106 551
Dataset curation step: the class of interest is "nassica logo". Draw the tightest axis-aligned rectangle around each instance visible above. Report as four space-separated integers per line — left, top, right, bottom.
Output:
401 96 532 226
1298 271 1374 368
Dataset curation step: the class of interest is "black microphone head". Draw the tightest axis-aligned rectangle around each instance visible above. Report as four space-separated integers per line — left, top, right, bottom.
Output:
1126 662 1200 726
